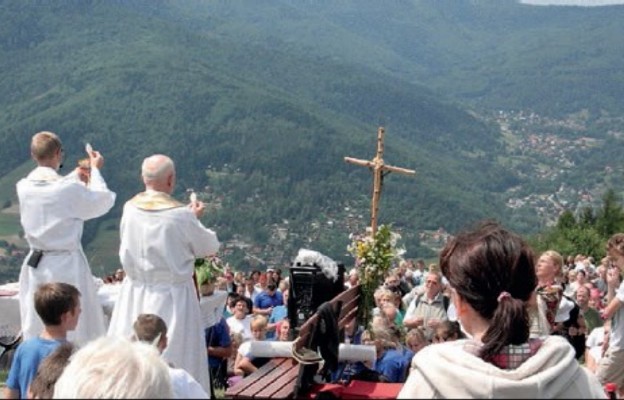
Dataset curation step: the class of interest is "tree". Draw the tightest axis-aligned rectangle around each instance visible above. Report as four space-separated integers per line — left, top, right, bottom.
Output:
556 210 576 231
596 188 624 237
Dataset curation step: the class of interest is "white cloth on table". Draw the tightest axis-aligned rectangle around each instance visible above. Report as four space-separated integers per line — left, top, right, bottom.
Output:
1 281 226 338
16 166 115 345
107 192 220 393
0 282 20 337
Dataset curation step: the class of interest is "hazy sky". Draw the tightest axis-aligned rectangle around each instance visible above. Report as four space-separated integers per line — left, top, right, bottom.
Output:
521 0 624 5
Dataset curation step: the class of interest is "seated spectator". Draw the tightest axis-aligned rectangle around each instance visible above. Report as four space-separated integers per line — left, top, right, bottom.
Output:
227 295 253 342
4 282 81 399
432 320 463 344
399 221 604 398
234 284 253 313
345 268 359 290
576 286 603 336
274 268 283 286
380 287 405 326
593 261 608 296
253 282 283 317
243 275 262 303
234 316 271 376
233 271 245 289
226 332 244 387
132 313 209 399
358 324 405 383
372 286 386 317
563 269 579 298
215 277 228 292
405 327 429 354
223 292 238 319
28 342 76 399
267 285 289 339
275 318 291 342
331 319 366 383
224 270 237 294
533 250 564 335
385 271 409 297
403 271 449 340
205 316 233 391
53 335 173 398
585 320 610 374
381 302 401 329
589 288 604 311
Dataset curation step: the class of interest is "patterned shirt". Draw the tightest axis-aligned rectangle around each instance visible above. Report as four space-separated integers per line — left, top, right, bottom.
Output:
463 338 543 370
536 282 563 332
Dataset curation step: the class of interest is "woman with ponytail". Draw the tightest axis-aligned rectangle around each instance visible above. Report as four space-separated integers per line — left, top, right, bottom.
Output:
398 220 605 399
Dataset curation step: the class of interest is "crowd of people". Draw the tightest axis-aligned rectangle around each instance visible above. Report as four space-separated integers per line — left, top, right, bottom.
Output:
183 227 620 398
1 130 621 399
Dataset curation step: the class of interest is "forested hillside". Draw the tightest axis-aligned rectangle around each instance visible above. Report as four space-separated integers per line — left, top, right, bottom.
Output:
0 0 623 280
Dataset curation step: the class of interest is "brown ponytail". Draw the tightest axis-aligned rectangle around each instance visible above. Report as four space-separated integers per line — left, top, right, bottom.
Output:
439 220 536 363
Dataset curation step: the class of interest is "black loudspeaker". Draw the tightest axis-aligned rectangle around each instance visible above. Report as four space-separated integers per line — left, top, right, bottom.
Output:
288 262 345 336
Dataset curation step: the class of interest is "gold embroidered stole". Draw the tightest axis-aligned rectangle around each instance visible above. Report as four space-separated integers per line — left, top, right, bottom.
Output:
128 191 184 211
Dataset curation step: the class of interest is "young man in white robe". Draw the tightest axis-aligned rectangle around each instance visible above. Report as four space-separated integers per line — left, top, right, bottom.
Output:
16 131 116 345
107 154 220 393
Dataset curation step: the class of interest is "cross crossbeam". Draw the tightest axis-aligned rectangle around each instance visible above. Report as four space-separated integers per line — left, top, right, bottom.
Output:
344 127 416 237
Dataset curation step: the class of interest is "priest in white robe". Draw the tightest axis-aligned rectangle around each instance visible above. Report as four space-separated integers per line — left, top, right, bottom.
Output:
107 154 220 394
16 131 116 345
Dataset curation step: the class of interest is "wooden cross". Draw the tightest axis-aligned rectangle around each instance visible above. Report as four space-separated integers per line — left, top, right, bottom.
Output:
345 126 416 237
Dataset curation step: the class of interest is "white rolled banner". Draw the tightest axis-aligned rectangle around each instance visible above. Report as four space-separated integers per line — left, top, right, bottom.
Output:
338 343 376 364
247 341 376 364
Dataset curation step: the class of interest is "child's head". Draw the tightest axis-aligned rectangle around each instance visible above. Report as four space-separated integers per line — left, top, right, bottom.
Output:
433 320 462 343
379 288 400 308
373 286 387 308
405 328 429 353
230 332 243 352
250 315 268 341
277 319 291 341
34 282 81 330
132 313 168 353
366 324 399 354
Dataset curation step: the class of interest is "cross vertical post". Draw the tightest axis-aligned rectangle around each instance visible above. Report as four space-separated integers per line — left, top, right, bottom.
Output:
344 126 416 237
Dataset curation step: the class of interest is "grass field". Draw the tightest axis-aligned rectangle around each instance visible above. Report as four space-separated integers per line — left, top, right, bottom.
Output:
0 213 20 237
0 369 7 388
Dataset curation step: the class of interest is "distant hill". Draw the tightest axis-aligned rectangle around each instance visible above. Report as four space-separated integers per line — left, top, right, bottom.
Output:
1 0 623 280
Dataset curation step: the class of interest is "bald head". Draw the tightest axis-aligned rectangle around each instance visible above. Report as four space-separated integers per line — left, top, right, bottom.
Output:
141 154 175 193
31 131 62 165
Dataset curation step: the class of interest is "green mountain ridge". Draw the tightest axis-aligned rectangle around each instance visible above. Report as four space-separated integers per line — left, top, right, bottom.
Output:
1 0 623 280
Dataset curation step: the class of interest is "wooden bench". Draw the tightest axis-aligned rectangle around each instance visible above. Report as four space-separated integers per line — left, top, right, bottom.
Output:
225 284 361 399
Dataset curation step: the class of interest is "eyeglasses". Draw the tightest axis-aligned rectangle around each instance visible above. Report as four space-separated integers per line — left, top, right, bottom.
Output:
425 280 438 285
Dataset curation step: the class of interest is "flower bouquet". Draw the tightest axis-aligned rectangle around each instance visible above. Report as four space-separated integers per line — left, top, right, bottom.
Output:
194 255 224 296
347 224 405 328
